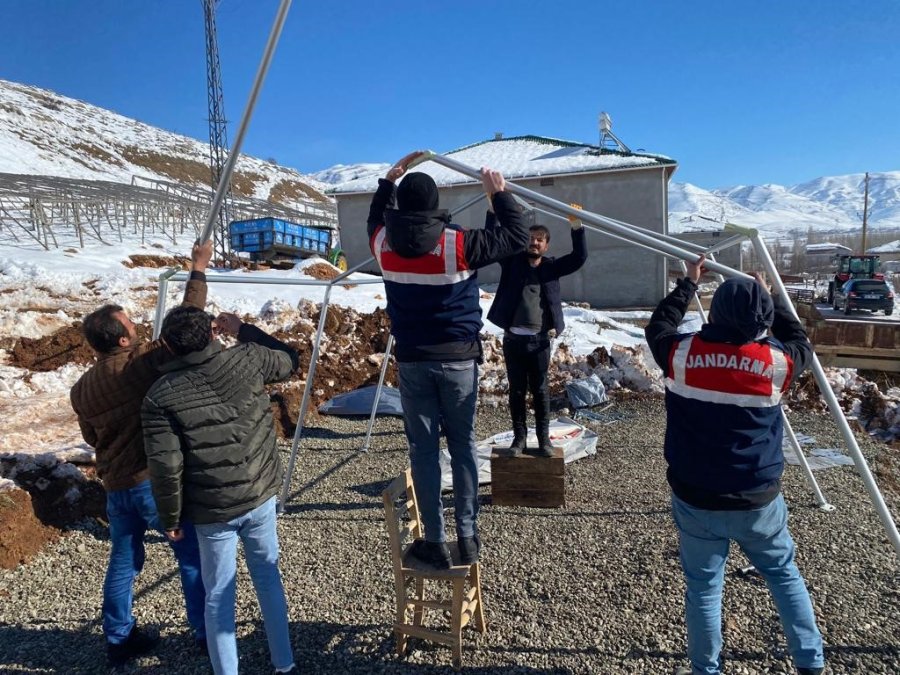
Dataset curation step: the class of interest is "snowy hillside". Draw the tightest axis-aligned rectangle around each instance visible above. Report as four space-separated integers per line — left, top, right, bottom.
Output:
311 163 389 185
0 78 329 208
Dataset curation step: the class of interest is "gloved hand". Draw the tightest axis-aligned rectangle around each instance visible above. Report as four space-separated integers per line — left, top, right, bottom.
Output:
567 203 584 230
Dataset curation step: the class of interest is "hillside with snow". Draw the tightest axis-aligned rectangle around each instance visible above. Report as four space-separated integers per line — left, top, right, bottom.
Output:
0 78 329 209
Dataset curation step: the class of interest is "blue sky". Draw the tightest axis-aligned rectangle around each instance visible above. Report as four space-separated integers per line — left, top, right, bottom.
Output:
1 1 898 188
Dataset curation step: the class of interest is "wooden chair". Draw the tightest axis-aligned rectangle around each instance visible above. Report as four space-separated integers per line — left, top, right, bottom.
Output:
382 469 486 669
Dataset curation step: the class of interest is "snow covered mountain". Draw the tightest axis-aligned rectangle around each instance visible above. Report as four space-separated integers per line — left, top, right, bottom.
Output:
0 78 329 207
310 163 389 186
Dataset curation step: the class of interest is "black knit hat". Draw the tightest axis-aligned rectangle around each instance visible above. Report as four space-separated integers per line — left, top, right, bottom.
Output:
396 172 439 212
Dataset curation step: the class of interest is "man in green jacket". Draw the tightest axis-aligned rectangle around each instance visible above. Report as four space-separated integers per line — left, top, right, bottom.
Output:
70 240 211 667
142 307 298 675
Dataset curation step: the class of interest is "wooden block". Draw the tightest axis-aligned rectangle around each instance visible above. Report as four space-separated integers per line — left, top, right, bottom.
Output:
490 448 565 508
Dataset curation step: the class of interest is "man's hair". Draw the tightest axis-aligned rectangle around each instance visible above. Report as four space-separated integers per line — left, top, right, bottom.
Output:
82 304 127 354
161 306 212 356
529 225 551 242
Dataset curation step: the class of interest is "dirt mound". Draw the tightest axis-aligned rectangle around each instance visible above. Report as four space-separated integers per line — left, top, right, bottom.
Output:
0 489 61 570
267 306 394 438
9 322 153 372
123 254 190 269
9 323 94 371
303 262 341 281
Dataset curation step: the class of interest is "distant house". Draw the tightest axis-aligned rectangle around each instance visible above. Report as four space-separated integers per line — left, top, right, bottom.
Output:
329 134 677 309
867 239 900 264
805 242 852 271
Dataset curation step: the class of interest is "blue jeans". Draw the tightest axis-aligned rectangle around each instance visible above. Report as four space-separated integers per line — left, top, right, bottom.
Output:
103 479 205 643
398 359 479 543
195 496 293 675
671 494 824 674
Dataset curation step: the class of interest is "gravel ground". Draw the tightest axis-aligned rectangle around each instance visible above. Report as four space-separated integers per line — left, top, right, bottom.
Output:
1 399 899 674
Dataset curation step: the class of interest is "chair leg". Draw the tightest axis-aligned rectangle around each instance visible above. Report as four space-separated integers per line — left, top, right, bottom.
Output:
394 577 409 656
413 577 425 627
450 577 465 670
471 562 487 633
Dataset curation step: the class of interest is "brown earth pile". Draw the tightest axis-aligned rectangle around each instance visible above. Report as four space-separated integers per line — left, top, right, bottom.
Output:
0 489 60 570
9 323 152 372
303 262 341 281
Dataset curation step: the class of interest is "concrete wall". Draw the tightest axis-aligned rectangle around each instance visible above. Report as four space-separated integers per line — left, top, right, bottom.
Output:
334 165 671 308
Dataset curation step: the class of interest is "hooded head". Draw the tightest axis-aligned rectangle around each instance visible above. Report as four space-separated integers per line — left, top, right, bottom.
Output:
396 172 439 212
709 278 774 342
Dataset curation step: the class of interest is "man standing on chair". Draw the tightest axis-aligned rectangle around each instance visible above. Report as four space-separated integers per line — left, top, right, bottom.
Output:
487 208 587 457
644 256 824 675
368 151 528 569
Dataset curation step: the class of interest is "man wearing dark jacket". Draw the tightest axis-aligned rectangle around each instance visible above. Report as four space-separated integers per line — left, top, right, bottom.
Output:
367 151 528 569
487 209 587 456
142 308 299 675
644 256 824 675
70 240 211 667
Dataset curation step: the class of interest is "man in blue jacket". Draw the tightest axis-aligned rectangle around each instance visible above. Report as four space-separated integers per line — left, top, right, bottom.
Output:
368 151 528 569
487 210 587 456
644 256 824 675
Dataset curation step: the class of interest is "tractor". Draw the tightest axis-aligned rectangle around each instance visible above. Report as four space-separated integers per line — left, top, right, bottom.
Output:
827 254 883 304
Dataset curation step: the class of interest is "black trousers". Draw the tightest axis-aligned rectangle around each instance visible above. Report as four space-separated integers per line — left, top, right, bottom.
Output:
502 333 551 436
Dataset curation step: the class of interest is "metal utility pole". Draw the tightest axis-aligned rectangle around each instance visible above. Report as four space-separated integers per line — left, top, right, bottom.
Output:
202 0 234 262
861 171 870 253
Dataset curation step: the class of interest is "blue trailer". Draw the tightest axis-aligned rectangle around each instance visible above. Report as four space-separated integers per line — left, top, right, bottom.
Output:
229 217 347 271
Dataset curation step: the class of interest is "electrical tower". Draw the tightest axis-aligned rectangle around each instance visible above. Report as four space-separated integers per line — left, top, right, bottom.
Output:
202 0 233 262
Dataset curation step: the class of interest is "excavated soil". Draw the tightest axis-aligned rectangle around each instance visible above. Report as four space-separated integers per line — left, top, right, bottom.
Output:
0 489 61 570
302 262 341 280
9 323 152 372
123 254 191 269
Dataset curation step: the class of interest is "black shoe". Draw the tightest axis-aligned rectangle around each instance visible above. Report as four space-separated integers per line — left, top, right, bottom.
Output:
107 625 160 667
406 539 452 570
457 534 481 565
797 668 824 675
274 666 298 674
197 637 208 658
535 435 554 457
506 433 526 457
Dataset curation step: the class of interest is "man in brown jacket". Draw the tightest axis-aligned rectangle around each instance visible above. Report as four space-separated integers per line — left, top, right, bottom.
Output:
70 240 211 667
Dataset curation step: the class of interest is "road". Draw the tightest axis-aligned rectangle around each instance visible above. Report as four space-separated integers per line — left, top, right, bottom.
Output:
814 302 899 323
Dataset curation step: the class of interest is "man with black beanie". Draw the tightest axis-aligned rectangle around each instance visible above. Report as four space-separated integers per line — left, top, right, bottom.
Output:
367 151 528 569
644 256 824 675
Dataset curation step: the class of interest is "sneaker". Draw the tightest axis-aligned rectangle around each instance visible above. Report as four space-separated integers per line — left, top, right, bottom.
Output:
107 625 160 667
505 434 526 457
797 668 824 675
406 539 452 570
197 637 209 658
458 534 481 565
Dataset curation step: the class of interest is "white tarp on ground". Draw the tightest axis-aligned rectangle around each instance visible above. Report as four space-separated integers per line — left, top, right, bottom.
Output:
783 433 854 470
439 417 599 491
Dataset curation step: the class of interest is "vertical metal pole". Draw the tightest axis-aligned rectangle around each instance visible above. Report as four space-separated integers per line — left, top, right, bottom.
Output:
278 285 332 513
677 258 831 509
361 334 394 452
152 269 180 340
746 229 900 556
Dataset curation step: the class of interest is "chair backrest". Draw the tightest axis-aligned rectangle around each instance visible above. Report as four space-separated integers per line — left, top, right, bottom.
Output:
382 469 423 565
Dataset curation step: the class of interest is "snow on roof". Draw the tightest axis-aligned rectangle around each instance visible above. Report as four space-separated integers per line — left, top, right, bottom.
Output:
329 135 675 195
806 242 852 253
867 239 900 253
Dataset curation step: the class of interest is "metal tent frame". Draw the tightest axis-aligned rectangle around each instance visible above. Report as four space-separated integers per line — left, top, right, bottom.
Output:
169 0 900 558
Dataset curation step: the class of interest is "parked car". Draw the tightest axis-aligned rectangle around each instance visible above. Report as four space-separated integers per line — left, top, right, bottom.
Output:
832 279 894 315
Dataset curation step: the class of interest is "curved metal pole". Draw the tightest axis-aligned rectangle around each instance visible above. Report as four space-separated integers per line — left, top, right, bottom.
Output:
278 284 332 513
361 334 394 453
199 0 293 245
413 150 752 280
677 259 831 511
740 224 900 557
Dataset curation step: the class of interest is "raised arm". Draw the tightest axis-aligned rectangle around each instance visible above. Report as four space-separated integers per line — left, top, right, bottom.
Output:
463 168 529 269
214 313 298 383
769 291 813 385
367 151 423 240
645 255 704 376
546 225 588 279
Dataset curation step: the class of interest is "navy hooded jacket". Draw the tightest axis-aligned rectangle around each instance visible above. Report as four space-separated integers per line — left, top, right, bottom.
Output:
645 277 812 510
